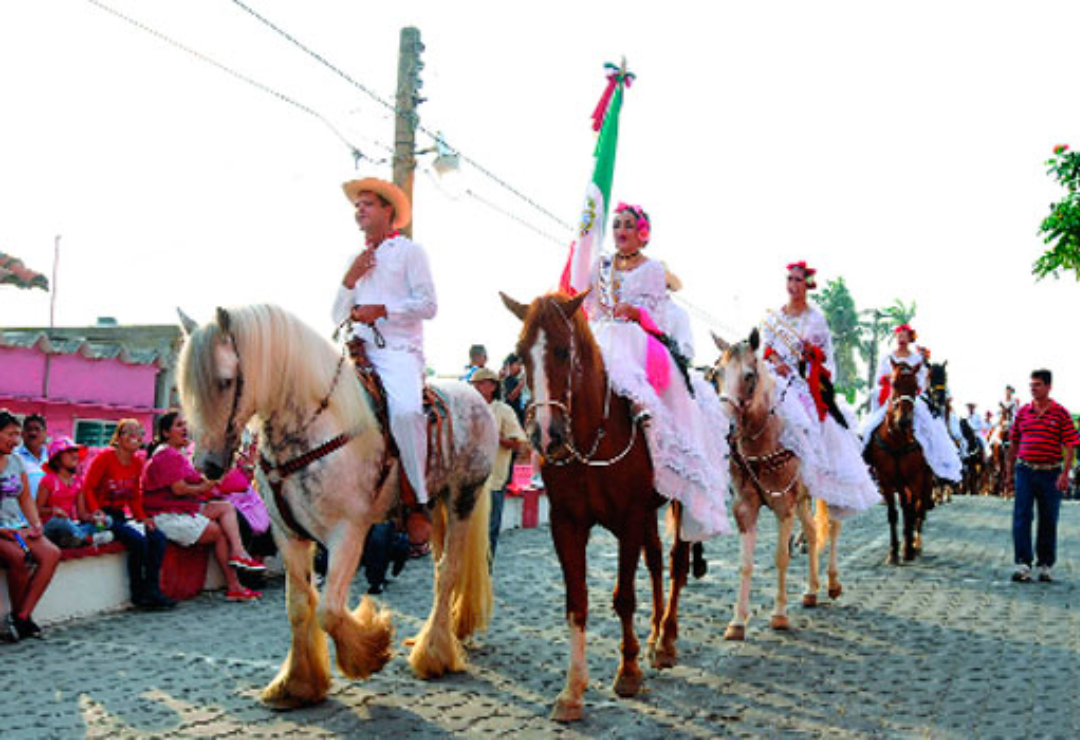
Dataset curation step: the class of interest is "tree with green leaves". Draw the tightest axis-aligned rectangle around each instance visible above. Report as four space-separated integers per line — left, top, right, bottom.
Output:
1035 144 1080 281
813 277 862 403
857 299 917 412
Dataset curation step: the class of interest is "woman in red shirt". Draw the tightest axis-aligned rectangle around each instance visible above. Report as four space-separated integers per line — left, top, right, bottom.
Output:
142 412 261 601
83 419 175 610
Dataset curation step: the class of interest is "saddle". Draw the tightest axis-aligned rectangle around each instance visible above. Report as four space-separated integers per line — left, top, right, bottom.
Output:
348 338 452 515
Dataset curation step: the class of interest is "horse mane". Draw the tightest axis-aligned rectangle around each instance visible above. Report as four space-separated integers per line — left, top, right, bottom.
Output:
181 304 373 435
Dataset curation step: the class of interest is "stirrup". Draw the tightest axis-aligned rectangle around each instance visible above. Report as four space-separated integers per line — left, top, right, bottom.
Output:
633 409 653 428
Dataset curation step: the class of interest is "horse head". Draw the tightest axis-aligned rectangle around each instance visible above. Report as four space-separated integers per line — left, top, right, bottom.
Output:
501 290 592 458
887 359 920 435
710 328 767 417
177 306 253 479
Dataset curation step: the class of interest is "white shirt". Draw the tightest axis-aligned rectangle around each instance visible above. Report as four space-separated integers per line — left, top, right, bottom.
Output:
332 235 437 356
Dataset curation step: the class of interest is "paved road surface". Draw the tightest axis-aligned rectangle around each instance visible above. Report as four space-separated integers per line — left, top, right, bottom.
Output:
2 497 1078 739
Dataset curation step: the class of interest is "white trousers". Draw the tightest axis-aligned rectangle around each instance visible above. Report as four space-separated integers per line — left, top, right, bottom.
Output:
368 347 429 503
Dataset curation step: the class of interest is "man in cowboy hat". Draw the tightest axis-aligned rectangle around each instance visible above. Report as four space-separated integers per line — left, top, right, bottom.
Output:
332 177 437 551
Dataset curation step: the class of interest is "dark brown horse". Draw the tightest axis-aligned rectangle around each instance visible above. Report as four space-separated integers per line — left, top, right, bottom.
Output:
866 360 933 563
501 291 690 723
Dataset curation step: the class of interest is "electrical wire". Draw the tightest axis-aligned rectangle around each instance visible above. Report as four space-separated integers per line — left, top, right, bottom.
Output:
227 0 576 232
83 0 383 164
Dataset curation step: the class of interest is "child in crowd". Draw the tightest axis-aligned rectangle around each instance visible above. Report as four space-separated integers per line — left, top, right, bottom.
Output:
37 437 114 549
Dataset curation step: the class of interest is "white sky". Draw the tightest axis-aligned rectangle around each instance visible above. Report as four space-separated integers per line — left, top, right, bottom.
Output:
2 0 1078 412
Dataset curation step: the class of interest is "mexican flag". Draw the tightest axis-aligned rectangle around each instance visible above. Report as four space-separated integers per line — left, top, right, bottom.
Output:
560 62 634 295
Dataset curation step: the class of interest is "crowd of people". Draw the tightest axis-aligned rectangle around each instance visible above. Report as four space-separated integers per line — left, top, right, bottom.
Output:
0 410 277 642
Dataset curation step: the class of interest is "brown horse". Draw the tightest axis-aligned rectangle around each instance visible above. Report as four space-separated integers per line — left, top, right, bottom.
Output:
709 329 840 641
501 291 691 723
866 360 933 563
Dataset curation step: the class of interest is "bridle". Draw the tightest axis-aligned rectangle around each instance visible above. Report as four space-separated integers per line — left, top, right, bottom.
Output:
874 385 921 459
524 299 639 468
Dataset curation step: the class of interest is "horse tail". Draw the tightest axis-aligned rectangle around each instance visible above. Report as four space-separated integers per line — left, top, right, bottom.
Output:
813 498 831 554
452 479 494 640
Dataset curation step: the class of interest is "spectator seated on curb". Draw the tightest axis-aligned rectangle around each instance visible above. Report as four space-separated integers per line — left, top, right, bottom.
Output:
0 410 61 641
142 412 263 602
37 437 114 549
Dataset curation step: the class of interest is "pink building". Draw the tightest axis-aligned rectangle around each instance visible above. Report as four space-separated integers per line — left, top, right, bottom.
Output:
0 323 181 444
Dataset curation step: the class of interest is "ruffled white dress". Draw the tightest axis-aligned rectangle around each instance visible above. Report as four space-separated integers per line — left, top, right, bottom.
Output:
760 307 880 519
586 257 731 541
858 352 963 482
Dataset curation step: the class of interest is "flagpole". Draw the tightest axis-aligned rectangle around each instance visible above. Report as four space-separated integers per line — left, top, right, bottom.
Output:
49 234 60 330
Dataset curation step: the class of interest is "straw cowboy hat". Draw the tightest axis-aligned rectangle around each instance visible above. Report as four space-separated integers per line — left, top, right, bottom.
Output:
342 177 412 230
469 368 501 385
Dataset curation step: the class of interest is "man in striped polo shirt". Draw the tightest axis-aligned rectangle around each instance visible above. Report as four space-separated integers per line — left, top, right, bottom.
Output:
1007 369 1079 582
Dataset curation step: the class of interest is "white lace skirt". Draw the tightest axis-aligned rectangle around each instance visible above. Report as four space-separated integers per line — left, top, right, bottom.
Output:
859 401 963 482
592 320 731 540
772 375 880 519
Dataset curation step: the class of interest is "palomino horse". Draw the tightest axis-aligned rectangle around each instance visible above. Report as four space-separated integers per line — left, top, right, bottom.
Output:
501 291 690 723
866 360 933 563
177 304 497 708
709 329 841 641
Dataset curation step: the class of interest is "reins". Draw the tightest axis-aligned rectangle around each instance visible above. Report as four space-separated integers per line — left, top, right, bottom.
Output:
525 298 639 468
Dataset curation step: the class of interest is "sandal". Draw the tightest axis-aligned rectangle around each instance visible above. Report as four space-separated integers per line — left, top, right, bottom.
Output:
226 587 263 602
228 555 267 572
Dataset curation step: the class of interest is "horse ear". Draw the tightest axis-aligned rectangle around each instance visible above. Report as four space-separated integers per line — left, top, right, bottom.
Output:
562 289 590 319
942 360 948 369
216 306 232 333
748 328 760 352
890 358 899 370
177 308 198 337
499 292 529 322
712 332 730 353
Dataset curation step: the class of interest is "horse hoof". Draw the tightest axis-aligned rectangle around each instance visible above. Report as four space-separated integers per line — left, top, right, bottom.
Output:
613 665 644 697
652 643 677 669
770 614 791 631
828 584 843 600
885 553 899 566
723 624 746 641
802 594 818 608
903 549 916 562
550 696 585 723
260 680 328 710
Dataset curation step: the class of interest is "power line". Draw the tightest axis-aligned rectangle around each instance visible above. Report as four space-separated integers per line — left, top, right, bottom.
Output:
227 0 576 232
83 0 386 165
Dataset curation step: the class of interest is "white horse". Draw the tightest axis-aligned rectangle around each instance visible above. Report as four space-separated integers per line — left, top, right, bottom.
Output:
178 304 497 708
709 330 842 640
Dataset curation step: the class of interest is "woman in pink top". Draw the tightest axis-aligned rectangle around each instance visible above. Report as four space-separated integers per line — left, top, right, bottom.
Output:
142 412 262 602
37 437 113 549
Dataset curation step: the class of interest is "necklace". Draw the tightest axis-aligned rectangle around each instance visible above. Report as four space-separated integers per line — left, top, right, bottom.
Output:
615 250 641 265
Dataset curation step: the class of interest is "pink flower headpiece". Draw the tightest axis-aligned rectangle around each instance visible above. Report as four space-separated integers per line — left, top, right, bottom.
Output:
615 202 651 244
894 323 917 341
786 260 817 289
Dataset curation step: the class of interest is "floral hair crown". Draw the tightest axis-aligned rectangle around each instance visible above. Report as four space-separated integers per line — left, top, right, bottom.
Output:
615 202 651 244
894 323 917 341
786 260 817 289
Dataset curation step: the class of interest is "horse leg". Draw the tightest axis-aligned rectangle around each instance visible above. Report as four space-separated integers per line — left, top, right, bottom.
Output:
260 537 332 709
654 506 688 669
796 494 819 607
827 514 843 599
885 489 901 565
725 520 758 641
550 515 590 723
409 497 471 678
642 515 668 668
612 528 645 698
319 522 393 681
902 485 918 562
771 510 795 630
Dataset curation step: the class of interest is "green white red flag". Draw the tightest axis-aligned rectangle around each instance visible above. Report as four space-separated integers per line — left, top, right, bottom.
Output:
560 62 634 295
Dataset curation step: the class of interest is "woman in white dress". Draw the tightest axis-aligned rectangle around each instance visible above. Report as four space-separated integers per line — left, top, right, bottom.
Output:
760 262 879 518
584 204 730 541
859 324 962 482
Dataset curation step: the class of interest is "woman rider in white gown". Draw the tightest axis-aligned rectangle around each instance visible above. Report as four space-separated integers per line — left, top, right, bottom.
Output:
858 324 962 482
584 203 730 541
759 261 880 518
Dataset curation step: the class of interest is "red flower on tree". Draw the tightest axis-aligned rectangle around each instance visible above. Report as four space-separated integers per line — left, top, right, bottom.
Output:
1053 144 1069 155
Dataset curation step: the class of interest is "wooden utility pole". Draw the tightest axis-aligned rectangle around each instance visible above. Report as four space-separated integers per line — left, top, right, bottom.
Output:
393 27 424 238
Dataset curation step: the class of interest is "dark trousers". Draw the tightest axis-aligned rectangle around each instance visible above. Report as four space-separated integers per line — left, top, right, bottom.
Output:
106 511 167 600
1012 464 1063 568
489 488 506 568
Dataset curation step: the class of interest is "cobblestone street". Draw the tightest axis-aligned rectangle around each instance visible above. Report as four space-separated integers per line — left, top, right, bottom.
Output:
3 497 1079 739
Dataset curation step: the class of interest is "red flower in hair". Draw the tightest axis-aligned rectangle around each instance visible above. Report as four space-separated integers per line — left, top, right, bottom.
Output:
786 260 818 289
894 323 917 341
1053 144 1069 155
